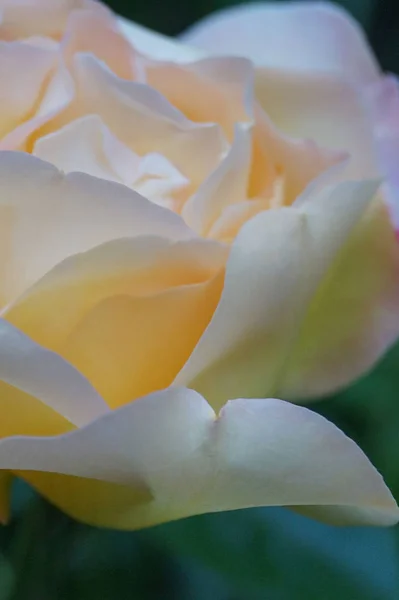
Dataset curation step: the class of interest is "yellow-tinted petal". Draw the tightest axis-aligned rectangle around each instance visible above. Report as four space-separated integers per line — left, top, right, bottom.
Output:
6 236 226 407
176 179 399 407
276 198 399 399
62 276 223 408
0 318 107 439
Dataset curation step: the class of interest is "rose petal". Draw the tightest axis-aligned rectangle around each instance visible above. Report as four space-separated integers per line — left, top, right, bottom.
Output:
0 389 396 529
44 54 227 189
0 61 76 152
147 55 341 205
5 236 227 408
255 69 378 180
34 114 189 208
33 114 132 183
0 0 106 40
61 8 134 79
182 123 251 235
366 75 399 229
0 319 108 426
145 56 252 139
0 152 193 303
181 2 379 84
0 41 55 138
118 16 204 63
176 178 399 406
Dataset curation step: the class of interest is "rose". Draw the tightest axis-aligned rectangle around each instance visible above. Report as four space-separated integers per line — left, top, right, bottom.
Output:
181 1 399 226
0 0 396 530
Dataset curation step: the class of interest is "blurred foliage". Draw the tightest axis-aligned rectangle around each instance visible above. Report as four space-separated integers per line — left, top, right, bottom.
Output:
2 0 399 598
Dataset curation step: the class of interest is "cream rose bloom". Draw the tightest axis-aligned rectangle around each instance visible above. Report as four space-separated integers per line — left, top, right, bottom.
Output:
0 0 397 530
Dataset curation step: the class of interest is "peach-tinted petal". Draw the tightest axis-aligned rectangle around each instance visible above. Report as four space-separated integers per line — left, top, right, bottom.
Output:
34 115 189 208
181 2 379 84
145 56 251 139
0 319 108 426
181 5 380 182
208 198 268 243
253 103 347 204
255 70 378 180
0 61 75 151
33 114 133 183
5 235 227 361
182 124 251 235
147 55 341 205
0 41 55 138
41 54 226 189
62 276 224 408
61 8 134 78
0 152 193 303
0 389 396 529
0 0 106 40
176 179 399 406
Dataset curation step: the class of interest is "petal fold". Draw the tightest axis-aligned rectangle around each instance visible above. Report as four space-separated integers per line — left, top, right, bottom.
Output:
0 389 396 529
176 178 399 405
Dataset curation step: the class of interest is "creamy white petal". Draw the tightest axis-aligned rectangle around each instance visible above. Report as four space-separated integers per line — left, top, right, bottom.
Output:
181 2 380 84
182 123 251 235
118 16 205 63
366 75 399 229
62 54 227 188
175 178 399 405
0 152 194 302
0 389 396 529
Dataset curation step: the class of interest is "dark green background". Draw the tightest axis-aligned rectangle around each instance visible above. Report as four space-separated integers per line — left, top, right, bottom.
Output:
2 1 399 599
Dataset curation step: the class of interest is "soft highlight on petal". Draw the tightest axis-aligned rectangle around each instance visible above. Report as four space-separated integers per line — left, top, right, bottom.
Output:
0 389 396 529
181 2 380 84
0 152 193 304
176 178 399 406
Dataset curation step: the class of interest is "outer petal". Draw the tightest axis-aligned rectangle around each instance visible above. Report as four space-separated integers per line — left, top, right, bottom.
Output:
118 16 204 63
181 2 379 84
0 152 193 303
0 389 396 529
254 69 378 180
0 315 110 521
176 179 399 406
366 75 399 229
181 3 381 181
